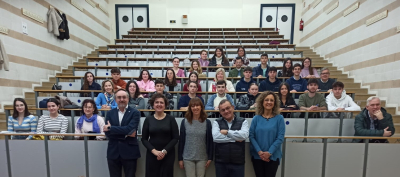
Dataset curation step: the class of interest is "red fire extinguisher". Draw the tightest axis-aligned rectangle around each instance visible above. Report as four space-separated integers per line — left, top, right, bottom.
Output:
300 19 304 31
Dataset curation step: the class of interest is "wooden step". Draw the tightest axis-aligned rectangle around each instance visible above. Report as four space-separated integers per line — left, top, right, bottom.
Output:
393 115 400 123
354 94 376 100
0 112 5 121
98 46 108 50
346 88 368 94
357 100 386 108
385 107 396 115
343 83 361 88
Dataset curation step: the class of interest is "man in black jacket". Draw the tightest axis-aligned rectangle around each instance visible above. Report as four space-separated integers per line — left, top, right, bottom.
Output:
212 100 249 177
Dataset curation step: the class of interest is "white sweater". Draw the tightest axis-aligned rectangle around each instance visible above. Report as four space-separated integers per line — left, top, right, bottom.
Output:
325 90 361 118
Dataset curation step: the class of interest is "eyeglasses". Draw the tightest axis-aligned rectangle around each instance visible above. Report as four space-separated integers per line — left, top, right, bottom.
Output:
321 72 330 75
116 96 128 99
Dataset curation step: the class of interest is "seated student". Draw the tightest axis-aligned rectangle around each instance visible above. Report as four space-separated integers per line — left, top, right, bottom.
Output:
198 50 210 67
147 80 174 110
96 80 118 110
209 46 230 67
37 98 68 140
300 57 320 78
137 70 156 92
237 83 260 118
299 78 327 118
80 71 101 97
325 81 360 118
353 96 395 143
172 57 186 78
278 83 298 118
188 60 206 77
232 47 250 67
110 68 127 90
252 54 270 78
8 98 37 140
75 99 105 140
278 58 294 77
286 63 308 92
318 68 335 92
183 72 202 93
208 68 235 92
126 80 145 110
178 81 205 111
228 57 244 78
205 80 235 110
235 66 255 92
164 69 181 92
259 66 282 92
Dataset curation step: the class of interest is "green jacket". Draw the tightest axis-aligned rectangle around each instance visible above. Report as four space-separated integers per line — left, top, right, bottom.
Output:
353 108 395 143
228 68 244 78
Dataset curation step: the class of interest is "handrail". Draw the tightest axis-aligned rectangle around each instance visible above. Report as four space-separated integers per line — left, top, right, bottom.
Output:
85 57 306 61
32 90 351 94
55 76 339 80
71 65 325 69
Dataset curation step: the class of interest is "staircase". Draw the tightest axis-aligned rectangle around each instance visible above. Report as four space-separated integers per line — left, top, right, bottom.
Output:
1 39 399 142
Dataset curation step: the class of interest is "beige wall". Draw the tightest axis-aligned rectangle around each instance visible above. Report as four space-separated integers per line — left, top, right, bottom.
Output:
300 0 400 108
0 0 110 109
107 0 303 44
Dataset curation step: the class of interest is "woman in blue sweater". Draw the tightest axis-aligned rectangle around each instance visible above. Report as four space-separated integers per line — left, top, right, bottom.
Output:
95 80 117 113
249 91 285 177
8 98 37 140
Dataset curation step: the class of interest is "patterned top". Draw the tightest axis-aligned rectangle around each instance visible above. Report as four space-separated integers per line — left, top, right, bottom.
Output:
37 114 69 139
7 115 37 139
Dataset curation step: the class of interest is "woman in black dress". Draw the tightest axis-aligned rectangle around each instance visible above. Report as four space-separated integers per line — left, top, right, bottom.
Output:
142 93 179 177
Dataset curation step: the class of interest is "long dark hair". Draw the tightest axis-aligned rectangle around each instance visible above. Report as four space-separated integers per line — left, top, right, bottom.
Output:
186 72 199 85
237 47 246 57
302 57 314 75
80 99 99 115
12 98 30 118
138 70 153 81
126 80 141 99
164 69 177 87
82 72 95 90
185 97 207 124
282 58 293 77
278 82 292 103
213 46 229 65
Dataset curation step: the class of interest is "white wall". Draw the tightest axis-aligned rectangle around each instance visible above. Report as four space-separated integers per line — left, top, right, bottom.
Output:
107 0 303 44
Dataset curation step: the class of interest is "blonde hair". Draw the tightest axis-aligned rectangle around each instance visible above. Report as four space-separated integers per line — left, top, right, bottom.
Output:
214 68 227 81
189 60 203 74
255 91 281 116
101 80 115 93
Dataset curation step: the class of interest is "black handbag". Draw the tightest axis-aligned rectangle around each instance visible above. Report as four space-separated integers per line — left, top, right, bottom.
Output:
52 84 62 90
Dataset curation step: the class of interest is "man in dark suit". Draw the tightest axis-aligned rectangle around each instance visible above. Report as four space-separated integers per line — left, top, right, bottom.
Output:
103 89 141 177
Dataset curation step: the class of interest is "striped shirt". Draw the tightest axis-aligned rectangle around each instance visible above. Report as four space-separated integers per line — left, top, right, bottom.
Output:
37 114 68 139
7 115 37 140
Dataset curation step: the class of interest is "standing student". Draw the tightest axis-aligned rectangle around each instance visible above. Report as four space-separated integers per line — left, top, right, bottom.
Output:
164 69 181 92
75 99 105 140
126 80 145 110
209 68 235 92
37 98 68 140
178 98 213 177
96 80 118 110
279 58 293 77
111 68 127 90
286 63 308 92
8 98 37 140
137 70 156 92
80 71 101 97
183 72 203 93
172 57 186 78
278 83 298 118
198 50 210 67
259 66 282 92
103 89 141 177
209 47 229 67
300 57 320 78
189 60 205 77
142 93 179 177
249 91 285 177
253 54 270 78
232 47 250 67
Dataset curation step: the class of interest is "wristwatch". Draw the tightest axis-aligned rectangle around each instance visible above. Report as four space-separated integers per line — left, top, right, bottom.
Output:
107 125 111 130
162 149 167 154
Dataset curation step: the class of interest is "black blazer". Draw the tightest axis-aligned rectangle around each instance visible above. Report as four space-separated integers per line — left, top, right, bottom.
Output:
105 106 141 160
178 119 214 161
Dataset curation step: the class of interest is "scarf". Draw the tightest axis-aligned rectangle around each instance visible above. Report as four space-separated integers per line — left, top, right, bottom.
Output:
76 114 100 133
104 92 115 105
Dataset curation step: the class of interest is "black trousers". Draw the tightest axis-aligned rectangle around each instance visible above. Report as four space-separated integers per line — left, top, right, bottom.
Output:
251 157 280 177
145 150 175 177
107 157 138 177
